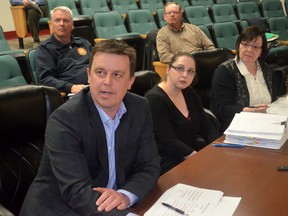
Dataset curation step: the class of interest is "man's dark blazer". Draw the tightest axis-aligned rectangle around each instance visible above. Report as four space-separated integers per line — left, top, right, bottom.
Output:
20 87 160 216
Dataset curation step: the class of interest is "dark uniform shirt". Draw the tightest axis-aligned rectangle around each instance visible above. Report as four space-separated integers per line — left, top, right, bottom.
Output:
36 34 92 93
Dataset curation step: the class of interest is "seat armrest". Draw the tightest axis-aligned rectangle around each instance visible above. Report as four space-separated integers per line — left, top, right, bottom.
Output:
279 40 288 45
10 6 28 38
94 38 107 43
153 61 167 80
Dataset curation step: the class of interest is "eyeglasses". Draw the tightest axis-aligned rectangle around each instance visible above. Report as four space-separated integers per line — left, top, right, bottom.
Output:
170 65 196 76
240 41 262 50
164 11 181 15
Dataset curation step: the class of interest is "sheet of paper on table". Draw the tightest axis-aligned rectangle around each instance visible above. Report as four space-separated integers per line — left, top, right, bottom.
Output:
144 183 241 216
268 95 288 117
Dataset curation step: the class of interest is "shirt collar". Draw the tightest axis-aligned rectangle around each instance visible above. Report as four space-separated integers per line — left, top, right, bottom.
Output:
167 22 185 33
95 102 127 124
235 57 260 76
51 34 76 49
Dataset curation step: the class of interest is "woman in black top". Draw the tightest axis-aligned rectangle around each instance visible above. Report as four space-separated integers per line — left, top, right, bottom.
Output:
145 52 219 174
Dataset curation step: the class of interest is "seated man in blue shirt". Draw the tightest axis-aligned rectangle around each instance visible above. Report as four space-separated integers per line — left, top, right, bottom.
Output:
20 39 160 216
36 6 92 94
10 0 48 47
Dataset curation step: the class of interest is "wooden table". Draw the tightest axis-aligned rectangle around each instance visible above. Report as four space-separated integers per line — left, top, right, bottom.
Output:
131 136 288 216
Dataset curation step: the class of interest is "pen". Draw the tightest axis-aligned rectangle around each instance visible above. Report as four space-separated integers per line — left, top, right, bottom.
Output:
161 202 188 216
212 143 245 148
277 165 288 171
249 106 267 108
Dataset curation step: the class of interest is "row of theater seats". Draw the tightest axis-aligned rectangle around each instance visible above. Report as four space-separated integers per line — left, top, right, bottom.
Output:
72 0 288 16
10 0 288 47
0 49 165 99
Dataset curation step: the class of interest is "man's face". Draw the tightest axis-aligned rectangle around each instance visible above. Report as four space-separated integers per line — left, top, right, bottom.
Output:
51 10 74 39
164 4 182 27
87 52 135 117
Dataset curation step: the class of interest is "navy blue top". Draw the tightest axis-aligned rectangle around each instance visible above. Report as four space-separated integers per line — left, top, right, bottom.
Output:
36 34 92 93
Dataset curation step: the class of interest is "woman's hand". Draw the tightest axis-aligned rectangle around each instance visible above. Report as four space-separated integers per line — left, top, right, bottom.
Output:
243 104 269 113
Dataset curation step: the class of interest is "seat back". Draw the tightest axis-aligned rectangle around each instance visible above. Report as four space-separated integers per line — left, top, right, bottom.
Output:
236 2 262 20
268 17 288 41
240 19 249 30
210 4 239 23
0 85 63 215
92 11 144 70
79 0 110 16
239 0 260 2
139 0 164 13
26 48 38 83
190 48 235 108
214 0 237 4
130 70 161 96
126 9 158 34
266 46 288 97
0 54 27 88
198 25 214 44
156 8 166 28
190 0 214 7
110 0 139 15
261 0 285 18
47 0 80 17
184 6 213 26
93 11 129 38
0 25 11 51
212 22 240 50
166 0 190 8
0 25 25 55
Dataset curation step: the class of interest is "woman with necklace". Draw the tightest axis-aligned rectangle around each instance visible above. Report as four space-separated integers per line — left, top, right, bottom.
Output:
210 26 276 133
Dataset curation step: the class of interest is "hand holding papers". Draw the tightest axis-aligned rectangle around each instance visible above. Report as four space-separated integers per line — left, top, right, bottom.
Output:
224 112 288 149
144 184 241 216
28 0 43 16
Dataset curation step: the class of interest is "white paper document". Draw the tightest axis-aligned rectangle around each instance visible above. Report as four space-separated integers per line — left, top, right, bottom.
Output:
224 112 288 149
144 184 241 216
267 95 288 117
29 0 43 16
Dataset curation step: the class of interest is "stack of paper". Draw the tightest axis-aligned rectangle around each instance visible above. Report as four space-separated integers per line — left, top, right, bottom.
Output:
224 112 288 149
144 183 241 216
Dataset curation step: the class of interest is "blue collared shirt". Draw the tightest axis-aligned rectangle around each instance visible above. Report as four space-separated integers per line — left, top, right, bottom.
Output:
95 102 139 207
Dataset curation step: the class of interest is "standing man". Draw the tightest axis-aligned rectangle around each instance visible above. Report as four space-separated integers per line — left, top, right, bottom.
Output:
36 6 92 95
20 39 160 216
10 0 48 48
157 2 215 63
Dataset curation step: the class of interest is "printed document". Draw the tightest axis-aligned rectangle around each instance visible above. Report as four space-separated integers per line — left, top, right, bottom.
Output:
144 183 241 216
29 0 43 16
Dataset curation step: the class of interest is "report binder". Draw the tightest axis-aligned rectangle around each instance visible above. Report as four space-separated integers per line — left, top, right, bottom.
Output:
224 112 288 149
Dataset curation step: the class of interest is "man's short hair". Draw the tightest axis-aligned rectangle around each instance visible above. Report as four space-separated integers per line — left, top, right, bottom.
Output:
50 6 73 19
89 39 136 77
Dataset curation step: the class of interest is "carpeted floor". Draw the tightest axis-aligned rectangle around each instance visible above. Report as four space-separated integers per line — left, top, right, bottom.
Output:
7 34 50 52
